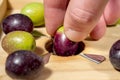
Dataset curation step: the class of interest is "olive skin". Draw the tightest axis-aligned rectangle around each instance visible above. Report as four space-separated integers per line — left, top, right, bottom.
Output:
53 26 85 56
1 14 33 34
5 50 44 79
109 40 120 70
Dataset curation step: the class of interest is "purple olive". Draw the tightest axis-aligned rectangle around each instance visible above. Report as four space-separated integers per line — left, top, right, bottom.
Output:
109 40 120 71
1 13 33 34
53 26 85 56
5 50 51 79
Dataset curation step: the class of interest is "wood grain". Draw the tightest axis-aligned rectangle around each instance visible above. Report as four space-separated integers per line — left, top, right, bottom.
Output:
0 0 7 22
0 0 120 80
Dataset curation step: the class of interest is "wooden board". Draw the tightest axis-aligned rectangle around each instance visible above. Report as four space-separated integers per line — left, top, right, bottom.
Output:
0 0 7 22
0 0 120 80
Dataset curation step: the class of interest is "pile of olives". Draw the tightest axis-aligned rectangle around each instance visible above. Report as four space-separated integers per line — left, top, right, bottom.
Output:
1 2 50 80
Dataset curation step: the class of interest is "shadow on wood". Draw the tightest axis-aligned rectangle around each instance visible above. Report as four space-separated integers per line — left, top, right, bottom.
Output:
34 67 52 80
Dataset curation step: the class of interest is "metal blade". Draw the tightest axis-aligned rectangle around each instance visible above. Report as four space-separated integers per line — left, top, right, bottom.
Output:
79 53 105 64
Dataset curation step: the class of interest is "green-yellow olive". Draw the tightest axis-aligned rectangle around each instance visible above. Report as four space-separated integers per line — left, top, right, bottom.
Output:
21 2 44 26
2 31 36 53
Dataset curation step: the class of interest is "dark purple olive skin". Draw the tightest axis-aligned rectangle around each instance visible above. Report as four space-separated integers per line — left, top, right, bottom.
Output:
5 50 44 79
1 14 33 34
53 32 85 56
109 40 120 71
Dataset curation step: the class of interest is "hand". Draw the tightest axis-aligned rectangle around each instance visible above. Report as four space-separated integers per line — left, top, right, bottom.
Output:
44 0 120 42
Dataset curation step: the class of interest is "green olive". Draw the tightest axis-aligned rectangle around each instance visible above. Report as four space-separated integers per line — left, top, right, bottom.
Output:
2 31 36 54
21 2 44 26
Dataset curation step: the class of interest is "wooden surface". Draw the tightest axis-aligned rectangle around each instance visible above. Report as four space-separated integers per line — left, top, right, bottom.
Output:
0 0 120 80
0 0 7 22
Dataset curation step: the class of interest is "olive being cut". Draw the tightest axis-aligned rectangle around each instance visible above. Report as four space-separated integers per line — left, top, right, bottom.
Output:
1 13 33 34
109 40 120 71
53 26 85 56
5 50 44 79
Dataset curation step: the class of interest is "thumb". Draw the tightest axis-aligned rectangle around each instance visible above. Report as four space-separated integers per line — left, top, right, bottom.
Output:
64 0 108 42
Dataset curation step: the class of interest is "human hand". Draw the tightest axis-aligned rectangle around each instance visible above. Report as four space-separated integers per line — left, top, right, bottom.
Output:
44 0 120 42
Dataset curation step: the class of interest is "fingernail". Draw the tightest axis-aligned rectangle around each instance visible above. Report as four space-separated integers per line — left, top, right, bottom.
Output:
65 29 87 42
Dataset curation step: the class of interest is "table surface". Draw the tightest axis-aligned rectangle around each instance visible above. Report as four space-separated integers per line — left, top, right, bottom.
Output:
1 21 120 80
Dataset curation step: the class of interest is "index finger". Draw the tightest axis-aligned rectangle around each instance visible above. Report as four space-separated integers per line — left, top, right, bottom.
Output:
44 0 69 36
